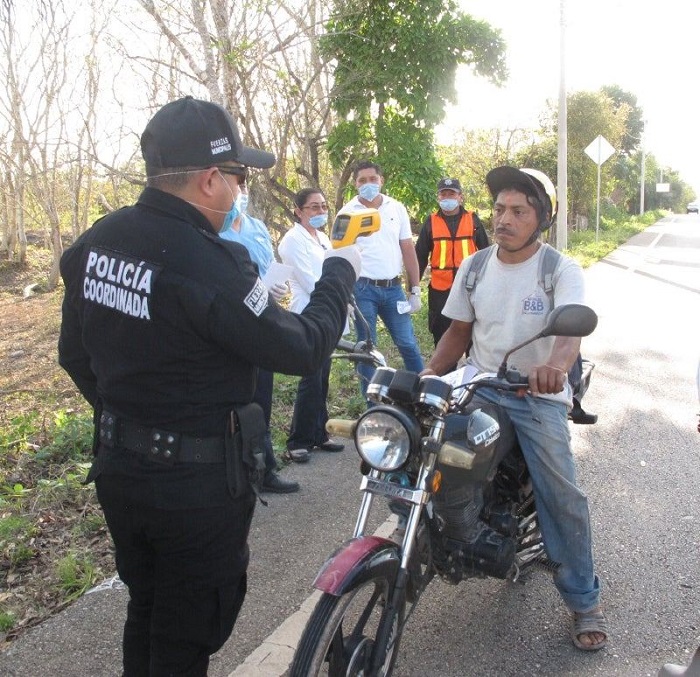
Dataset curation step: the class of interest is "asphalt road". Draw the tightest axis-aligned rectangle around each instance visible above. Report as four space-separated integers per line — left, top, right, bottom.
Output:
1 214 698 677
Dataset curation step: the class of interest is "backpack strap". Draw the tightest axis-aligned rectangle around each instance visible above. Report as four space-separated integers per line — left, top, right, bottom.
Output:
537 243 563 304
464 245 496 294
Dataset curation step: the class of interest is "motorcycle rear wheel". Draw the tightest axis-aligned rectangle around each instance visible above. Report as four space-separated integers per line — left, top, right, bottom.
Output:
290 575 404 677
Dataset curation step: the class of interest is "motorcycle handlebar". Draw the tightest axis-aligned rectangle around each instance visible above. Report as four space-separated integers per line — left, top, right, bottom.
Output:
471 377 529 392
332 338 386 367
336 338 357 353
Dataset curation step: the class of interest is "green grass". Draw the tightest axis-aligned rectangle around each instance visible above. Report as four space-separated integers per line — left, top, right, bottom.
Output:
0 610 15 632
565 209 663 268
55 552 97 601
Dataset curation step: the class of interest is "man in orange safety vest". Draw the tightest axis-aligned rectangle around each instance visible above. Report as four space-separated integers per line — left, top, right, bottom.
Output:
415 177 489 347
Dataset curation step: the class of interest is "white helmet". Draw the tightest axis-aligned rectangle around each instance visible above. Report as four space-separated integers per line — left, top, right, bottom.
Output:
486 166 557 230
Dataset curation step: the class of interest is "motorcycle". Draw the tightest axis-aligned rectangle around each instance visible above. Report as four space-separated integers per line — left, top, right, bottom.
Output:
290 303 599 677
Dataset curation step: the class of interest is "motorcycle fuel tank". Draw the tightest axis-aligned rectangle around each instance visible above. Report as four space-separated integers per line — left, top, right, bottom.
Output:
437 404 502 484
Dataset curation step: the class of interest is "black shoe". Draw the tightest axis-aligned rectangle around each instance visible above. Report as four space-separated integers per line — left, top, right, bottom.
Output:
284 448 310 463
261 473 300 494
316 441 345 452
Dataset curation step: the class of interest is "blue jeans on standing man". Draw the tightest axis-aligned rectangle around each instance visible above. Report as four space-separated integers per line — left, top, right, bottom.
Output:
474 387 601 613
353 279 424 395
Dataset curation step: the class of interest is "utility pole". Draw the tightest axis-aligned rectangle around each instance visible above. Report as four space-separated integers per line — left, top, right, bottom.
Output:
556 0 568 250
639 121 645 215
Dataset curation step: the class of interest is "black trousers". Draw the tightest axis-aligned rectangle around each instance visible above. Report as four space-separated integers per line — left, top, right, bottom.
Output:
286 357 331 450
427 286 452 346
96 465 256 676
428 286 462 372
253 368 277 474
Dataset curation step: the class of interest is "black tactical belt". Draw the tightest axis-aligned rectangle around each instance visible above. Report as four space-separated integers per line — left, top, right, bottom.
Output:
358 276 402 288
98 410 225 464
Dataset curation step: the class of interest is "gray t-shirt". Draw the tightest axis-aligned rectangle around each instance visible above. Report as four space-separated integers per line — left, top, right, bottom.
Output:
442 245 585 406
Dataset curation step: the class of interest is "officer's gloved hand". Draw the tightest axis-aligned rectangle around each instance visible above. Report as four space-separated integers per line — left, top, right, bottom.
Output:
268 282 289 302
324 245 361 281
408 286 422 314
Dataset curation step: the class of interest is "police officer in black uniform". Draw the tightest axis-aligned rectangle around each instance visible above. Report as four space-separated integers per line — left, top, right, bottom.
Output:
58 96 360 676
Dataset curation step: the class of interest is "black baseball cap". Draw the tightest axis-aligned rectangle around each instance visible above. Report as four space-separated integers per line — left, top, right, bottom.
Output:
437 178 462 192
140 96 276 170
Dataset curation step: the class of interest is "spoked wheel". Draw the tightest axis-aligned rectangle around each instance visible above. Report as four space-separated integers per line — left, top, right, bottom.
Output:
290 575 404 677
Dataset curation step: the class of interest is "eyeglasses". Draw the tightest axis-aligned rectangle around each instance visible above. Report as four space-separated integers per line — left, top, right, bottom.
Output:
302 202 328 212
212 165 248 185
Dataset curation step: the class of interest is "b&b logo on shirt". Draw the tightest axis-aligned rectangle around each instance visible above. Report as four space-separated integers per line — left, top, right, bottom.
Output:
522 292 546 315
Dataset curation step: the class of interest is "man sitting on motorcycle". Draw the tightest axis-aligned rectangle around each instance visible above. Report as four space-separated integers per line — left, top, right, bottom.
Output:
421 166 608 652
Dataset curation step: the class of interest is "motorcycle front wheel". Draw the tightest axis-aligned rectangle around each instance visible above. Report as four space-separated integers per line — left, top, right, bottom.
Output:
290 574 404 677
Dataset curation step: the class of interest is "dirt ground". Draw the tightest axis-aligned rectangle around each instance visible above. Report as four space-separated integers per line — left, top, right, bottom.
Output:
0 251 115 648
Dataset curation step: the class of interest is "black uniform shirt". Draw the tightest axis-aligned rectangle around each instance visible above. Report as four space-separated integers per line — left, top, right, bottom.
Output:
59 187 355 437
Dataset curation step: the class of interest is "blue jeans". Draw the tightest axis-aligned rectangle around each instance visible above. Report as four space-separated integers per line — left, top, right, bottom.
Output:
286 357 331 450
353 280 424 395
474 388 600 613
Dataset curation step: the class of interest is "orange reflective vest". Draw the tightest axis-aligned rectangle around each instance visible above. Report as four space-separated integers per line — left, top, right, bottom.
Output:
429 212 477 290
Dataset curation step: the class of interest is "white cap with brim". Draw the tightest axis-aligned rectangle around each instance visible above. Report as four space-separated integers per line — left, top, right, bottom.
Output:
486 166 543 202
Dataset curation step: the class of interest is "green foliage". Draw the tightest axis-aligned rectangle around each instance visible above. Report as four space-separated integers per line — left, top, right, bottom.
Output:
322 0 507 220
437 127 536 214
0 515 39 566
538 89 628 220
1 409 93 464
323 0 506 123
0 610 15 632
55 552 96 601
71 512 106 538
601 85 644 157
0 411 37 451
565 209 664 268
34 410 93 464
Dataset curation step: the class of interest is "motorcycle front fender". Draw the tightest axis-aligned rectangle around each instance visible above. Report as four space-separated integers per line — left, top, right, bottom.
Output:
313 535 401 597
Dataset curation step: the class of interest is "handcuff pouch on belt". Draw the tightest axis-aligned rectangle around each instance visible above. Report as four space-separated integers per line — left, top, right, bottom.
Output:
226 402 267 499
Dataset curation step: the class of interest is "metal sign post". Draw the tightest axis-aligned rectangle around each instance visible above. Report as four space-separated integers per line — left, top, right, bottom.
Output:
584 135 615 241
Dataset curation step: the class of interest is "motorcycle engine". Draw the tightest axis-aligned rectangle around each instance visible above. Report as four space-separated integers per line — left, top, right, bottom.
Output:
432 404 517 581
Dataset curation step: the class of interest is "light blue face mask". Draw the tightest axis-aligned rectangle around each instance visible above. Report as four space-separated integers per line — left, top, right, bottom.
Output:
358 182 380 201
238 193 249 215
439 198 459 212
309 213 328 229
219 172 244 235
220 198 242 234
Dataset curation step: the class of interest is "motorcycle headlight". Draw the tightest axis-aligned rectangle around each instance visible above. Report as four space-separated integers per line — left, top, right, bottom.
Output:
354 406 419 472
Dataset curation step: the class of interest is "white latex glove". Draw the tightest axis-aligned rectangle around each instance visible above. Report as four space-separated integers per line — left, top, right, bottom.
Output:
408 286 422 314
268 282 289 302
347 303 356 320
324 245 362 280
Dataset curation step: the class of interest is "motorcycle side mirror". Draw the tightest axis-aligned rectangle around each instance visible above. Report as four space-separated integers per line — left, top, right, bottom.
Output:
540 303 598 338
497 304 598 379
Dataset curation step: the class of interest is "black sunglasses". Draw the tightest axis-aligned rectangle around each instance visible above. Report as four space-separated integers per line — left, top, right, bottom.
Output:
212 165 249 184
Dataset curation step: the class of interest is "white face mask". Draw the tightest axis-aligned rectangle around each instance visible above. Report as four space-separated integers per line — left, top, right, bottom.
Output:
358 183 381 201
439 198 459 212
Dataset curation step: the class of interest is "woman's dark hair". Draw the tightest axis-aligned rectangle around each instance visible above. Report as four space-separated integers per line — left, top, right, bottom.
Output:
293 187 325 209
